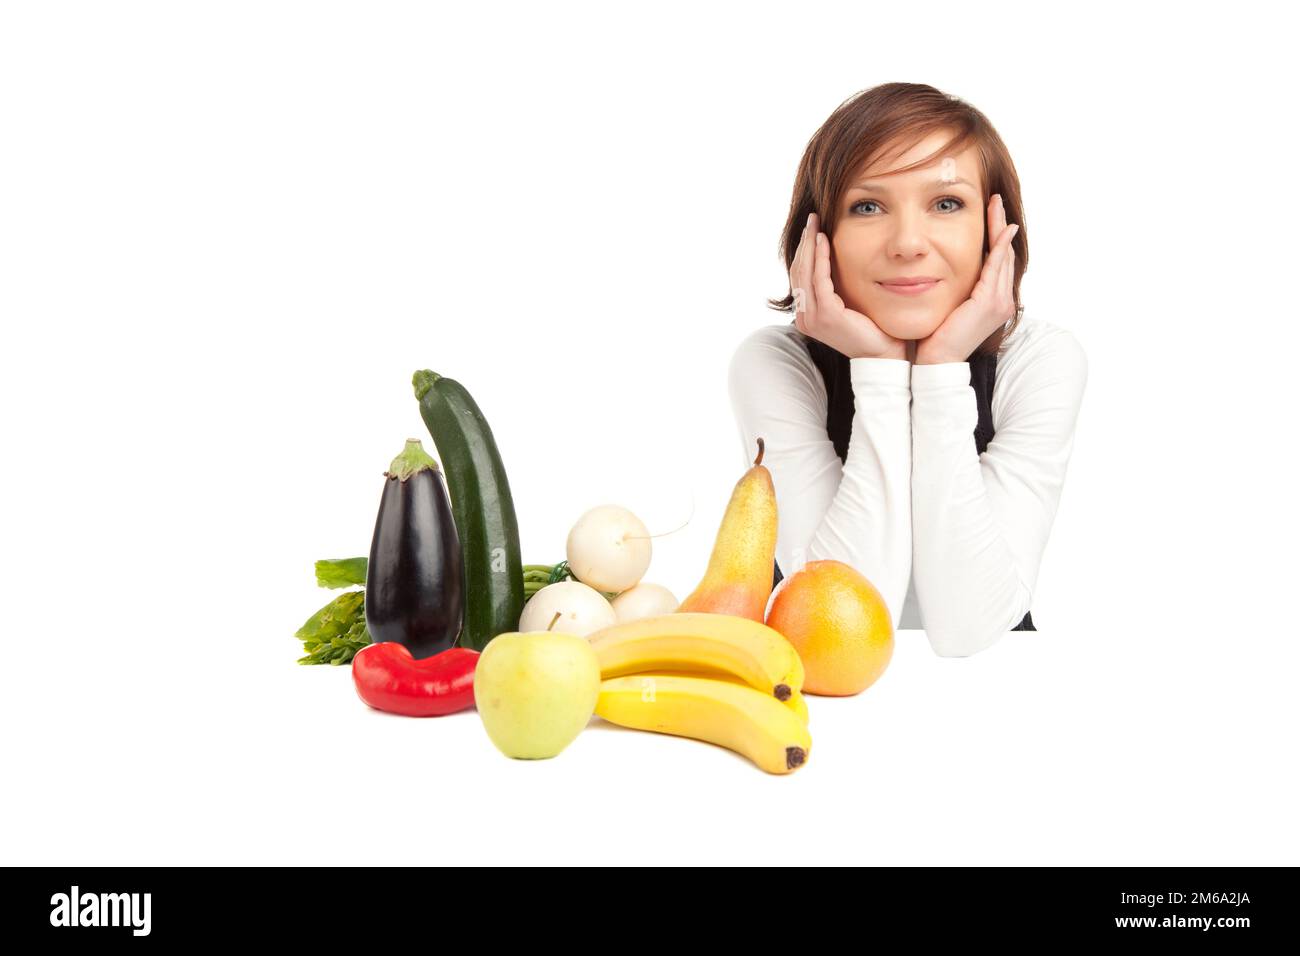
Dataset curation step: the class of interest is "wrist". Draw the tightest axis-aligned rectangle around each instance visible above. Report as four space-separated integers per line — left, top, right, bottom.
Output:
915 341 961 365
857 342 907 361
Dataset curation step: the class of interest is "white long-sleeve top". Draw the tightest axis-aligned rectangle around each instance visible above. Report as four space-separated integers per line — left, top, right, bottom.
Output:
727 314 1088 657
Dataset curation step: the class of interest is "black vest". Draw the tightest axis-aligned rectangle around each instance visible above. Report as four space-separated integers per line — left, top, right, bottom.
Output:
771 324 1035 631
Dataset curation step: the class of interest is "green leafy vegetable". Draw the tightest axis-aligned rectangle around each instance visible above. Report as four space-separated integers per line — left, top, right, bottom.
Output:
296 587 371 665
298 558 599 665
315 557 368 589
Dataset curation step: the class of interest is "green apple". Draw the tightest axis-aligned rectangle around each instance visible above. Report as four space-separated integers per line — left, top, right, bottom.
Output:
474 630 601 759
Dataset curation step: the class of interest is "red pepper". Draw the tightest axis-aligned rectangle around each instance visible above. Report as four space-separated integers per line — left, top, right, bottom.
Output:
352 642 480 717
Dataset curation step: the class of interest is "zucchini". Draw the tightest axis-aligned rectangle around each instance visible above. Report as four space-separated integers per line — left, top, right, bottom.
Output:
413 370 525 651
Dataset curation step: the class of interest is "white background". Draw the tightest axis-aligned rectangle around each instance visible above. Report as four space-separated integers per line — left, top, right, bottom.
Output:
2 1 1296 865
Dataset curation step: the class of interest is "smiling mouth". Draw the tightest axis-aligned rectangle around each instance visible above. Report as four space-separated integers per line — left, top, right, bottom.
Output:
877 279 940 294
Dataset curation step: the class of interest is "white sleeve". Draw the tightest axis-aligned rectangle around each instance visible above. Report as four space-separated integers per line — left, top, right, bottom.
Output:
727 326 913 628
909 328 1089 657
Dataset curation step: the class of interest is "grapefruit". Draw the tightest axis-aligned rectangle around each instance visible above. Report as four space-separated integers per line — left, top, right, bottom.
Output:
765 559 893 696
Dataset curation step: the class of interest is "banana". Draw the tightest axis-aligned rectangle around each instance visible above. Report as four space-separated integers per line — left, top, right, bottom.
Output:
596 674 812 774
647 668 809 725
786 686 809 725
587 612 805 700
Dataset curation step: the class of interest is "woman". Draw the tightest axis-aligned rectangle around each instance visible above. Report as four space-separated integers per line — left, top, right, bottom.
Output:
728 82 1088 658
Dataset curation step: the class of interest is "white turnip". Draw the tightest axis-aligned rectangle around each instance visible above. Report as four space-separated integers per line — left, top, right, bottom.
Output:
610 583 679 623
565 505 652 593
518 580 617 638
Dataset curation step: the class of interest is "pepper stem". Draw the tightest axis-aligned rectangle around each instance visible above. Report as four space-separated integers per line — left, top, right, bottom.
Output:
386 438 440 481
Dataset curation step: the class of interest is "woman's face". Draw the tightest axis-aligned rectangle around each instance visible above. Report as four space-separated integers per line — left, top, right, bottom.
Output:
830 130 987 341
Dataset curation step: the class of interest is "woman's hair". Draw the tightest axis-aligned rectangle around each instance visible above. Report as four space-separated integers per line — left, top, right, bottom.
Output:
767 82 1028 356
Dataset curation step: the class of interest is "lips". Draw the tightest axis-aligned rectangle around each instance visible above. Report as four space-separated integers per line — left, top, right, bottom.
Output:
879 277 940 286
877 278 940 295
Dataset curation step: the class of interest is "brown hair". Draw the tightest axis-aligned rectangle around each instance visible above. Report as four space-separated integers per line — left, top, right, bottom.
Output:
767 82 1027 357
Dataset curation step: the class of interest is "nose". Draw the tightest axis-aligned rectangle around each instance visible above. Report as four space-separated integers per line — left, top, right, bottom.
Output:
884 208 933 257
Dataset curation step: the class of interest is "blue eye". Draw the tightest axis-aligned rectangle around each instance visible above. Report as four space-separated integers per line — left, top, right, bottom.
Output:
849 196 966 216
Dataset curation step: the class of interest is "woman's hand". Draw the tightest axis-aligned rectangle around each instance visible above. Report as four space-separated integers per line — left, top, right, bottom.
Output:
792 212 908 361
915 194 1021 365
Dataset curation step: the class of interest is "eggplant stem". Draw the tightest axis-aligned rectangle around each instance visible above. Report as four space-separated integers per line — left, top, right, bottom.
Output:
385 438 440 481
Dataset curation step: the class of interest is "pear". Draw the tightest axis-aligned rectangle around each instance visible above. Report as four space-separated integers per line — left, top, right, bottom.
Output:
677 437 778 622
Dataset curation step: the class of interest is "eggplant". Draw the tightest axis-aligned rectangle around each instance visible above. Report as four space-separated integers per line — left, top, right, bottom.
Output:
364 439 465 659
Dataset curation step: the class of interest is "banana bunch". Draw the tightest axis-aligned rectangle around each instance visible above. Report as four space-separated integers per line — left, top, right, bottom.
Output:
587 612 812 774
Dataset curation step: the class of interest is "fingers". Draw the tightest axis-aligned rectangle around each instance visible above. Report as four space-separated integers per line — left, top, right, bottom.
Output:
792 212 818 318
994 195 1017 250
998 238 1014 300
803 214 819 314
986 194 1018 250
998 222 1020 284
973 203 1018 302
991 195 1017 315
988 194 1018 271
812 228 843 313
791 216 807 314
1002 229 1017 310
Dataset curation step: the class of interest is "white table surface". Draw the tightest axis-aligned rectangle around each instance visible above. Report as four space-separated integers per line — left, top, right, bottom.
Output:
7 618 1295 866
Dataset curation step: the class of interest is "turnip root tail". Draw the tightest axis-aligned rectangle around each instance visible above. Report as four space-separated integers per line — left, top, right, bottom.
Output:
622 492 696 542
